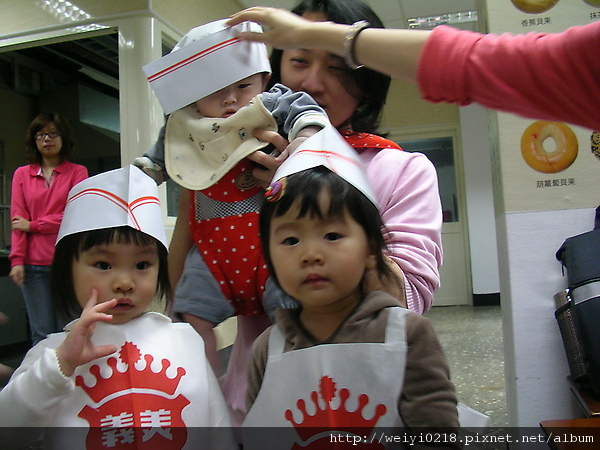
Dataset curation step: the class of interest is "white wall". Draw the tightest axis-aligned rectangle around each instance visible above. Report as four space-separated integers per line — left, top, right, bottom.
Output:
499 209 592 428
461 104 500 295
460 100 592 430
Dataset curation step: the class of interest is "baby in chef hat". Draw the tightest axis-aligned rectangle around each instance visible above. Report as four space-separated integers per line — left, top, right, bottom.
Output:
137 17 328 188
136 18 329 428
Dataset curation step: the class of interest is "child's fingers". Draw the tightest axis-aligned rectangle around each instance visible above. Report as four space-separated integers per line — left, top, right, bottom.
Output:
78 296 116 329
82 289 99 313
82 290 117 315
95 344 118 360
94 298 118 314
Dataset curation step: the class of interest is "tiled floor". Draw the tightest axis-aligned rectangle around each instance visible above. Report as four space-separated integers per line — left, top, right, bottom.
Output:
1 305 507 428
426 305 507 428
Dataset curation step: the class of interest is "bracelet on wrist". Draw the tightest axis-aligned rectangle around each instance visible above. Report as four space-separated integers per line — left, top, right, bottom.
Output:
343 20 369 70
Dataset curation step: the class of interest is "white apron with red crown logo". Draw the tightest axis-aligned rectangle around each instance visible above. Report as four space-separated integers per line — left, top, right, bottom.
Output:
242 307 408 449
9 313 237 450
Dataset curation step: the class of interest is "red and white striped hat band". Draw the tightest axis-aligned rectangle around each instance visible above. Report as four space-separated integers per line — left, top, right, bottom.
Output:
57 165 168 250
143 19 271 115
271 125 378 207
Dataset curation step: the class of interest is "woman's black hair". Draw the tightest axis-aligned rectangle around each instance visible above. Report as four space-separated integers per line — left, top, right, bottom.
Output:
25 112 76 165
268 0 391 134
50 226 170 323
260 166 395 298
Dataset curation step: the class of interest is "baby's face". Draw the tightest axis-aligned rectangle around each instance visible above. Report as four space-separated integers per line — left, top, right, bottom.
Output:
195 73 266 118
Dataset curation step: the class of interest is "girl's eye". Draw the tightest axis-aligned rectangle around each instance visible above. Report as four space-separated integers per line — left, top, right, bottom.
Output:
95 261 111 270
136 261 151 270
238 83 251 89
324 232 342 241
282 237 299 246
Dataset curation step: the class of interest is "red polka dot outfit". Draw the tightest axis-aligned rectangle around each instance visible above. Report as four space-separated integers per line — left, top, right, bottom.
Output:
189 159 268 316
187 132 399 317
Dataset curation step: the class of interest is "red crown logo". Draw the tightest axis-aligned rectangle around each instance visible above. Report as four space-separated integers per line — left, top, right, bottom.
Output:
75 341 186 404
75 342 190 449
285 375 387 446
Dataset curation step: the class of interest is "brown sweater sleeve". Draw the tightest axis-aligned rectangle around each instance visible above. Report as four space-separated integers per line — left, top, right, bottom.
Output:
400 313 461 449
245 327 271 411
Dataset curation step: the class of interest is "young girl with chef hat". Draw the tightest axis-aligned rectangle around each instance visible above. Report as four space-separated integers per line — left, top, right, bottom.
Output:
242 127 460 449
0 166 236 449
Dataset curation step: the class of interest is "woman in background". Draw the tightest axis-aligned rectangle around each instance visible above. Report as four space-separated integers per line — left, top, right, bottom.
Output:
9 113 88 345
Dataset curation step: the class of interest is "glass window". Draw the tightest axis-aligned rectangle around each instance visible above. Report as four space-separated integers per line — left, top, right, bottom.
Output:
397 137 458 223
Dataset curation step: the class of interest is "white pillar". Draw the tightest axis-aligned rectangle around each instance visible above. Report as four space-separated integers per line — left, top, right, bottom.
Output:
117 16 164 167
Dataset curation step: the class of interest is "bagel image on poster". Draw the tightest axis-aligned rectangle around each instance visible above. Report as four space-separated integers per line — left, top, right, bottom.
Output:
520 121 578 173
510 0 560 14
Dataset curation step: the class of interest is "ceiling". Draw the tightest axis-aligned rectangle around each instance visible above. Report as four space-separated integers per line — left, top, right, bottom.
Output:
236 0 482 31
16 33 119 90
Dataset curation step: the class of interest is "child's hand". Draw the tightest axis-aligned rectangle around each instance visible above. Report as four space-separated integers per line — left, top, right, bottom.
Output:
247 129 289 189
55 290 117 377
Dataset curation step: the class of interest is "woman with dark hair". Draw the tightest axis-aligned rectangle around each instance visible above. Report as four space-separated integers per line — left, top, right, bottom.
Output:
236 0 443 315
267 0 390 134
231 5 600 131
9 112 88 345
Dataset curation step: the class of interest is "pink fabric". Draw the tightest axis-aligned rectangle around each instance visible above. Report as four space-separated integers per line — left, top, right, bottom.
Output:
359 148 443 314
9 161 88 267
221 314 272 433
418 22 600 131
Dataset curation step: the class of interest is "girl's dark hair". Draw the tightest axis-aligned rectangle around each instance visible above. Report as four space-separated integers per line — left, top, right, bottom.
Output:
50 226 170 323
268 0 391 133
25 113 75 165
260 166 395 298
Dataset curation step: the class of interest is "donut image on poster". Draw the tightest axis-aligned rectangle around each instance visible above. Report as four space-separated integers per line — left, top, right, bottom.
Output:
591 131 600 161
511 0 560 14
520 121 578 173
583 0 600 7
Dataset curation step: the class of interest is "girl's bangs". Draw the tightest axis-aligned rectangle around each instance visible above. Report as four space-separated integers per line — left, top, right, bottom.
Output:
76 226 157 255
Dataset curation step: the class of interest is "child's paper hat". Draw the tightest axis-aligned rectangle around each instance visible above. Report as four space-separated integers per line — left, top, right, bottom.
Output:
143 19 271 115
56 165 168 250
269 125 377 206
